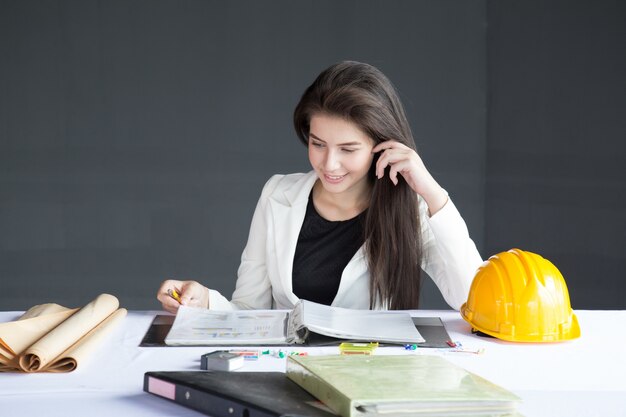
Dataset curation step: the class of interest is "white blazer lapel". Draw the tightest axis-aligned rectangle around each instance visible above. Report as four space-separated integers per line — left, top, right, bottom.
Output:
268 172 318 303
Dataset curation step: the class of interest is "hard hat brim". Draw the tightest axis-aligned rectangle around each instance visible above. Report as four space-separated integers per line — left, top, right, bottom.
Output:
460 303 581 343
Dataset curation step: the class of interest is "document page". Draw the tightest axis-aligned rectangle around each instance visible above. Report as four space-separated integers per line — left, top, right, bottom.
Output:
297 300 425 344
165 307 290 345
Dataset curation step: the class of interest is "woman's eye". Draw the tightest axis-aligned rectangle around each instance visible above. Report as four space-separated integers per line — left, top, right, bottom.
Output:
342 148 356 153
311 142 324 148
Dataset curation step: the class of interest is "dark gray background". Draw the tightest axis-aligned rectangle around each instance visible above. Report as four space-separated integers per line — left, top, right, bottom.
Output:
1 1 624 311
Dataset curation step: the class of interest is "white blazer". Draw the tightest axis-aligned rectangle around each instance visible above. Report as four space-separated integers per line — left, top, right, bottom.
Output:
208 171 483 311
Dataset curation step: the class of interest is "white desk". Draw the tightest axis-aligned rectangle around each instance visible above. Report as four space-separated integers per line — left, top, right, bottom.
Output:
1 310 625 417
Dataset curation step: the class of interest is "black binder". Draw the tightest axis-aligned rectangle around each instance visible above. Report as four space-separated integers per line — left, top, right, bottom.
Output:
144 371 337 417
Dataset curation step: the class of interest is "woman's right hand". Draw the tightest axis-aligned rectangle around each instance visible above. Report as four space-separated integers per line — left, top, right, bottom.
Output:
156 279 210 314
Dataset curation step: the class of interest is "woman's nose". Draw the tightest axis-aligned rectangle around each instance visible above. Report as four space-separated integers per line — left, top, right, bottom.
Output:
323 150 341 171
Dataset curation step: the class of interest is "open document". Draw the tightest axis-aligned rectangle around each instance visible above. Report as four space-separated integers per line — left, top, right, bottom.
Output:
164 299 424 346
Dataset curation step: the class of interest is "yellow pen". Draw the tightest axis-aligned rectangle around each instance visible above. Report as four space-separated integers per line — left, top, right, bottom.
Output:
167 288 182 304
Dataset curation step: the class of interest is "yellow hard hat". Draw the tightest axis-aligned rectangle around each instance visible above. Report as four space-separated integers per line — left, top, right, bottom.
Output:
460 248 580 342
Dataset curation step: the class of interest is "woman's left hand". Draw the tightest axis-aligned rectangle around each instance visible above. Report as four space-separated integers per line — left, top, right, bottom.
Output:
372 140 448 215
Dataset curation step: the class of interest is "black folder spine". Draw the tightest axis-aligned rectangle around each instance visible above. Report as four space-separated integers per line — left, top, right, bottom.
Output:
143 373 277 417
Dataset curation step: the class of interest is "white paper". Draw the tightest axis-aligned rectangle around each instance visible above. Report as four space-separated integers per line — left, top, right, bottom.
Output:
297 300 425 344
165 306 290 345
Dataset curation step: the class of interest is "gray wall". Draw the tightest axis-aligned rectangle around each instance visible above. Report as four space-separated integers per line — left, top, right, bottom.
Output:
486 0 626 309
1 1 486 310
1 1 623 312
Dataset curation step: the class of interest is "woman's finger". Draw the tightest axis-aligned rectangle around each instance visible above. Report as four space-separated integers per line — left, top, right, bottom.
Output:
388 159 413 186
156 279 186 313
376 148 411 179
372 140 409 154
162 297 180 314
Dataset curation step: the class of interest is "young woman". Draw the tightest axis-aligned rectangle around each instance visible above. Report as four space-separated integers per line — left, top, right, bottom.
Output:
157 61 483 313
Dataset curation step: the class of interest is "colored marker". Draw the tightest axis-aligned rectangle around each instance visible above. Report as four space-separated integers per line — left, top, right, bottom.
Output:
168 288 182 304
229 350 260 360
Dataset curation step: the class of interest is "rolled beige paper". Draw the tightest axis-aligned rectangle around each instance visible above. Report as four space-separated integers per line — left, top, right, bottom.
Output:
18 294 120 372
41 308 127 373
18 303 73 321
0 307 78 363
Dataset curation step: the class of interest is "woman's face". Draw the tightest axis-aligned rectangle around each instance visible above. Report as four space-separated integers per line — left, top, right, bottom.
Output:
308 114 376 199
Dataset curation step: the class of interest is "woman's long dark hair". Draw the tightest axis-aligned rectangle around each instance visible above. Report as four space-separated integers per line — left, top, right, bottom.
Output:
293 61 422 310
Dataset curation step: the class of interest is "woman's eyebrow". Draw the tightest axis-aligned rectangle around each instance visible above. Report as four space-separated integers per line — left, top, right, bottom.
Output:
309 132 363 146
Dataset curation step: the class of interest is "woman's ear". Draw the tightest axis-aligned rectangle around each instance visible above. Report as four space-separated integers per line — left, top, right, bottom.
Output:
368 150 381 180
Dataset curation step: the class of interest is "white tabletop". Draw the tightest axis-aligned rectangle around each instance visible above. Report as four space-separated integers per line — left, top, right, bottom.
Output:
1 310 625 417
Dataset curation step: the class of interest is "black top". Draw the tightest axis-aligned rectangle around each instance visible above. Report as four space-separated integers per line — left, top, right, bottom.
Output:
292 193 366 305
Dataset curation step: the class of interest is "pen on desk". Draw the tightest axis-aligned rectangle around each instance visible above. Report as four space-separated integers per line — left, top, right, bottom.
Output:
168 288 182 304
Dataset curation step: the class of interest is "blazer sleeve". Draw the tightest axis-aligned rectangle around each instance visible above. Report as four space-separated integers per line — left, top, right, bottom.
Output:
207 175 283 310
419 194 484 310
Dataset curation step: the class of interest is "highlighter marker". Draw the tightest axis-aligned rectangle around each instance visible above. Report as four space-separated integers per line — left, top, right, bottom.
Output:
167 289 182 304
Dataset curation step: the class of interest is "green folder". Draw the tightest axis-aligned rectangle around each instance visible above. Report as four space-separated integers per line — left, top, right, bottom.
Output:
286 355 521 417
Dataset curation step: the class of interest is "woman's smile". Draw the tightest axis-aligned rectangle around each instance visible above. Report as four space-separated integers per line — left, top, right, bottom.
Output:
323 173 347 184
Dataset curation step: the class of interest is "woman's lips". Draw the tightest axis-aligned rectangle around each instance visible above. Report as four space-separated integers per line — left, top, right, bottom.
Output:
323 173 346 184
